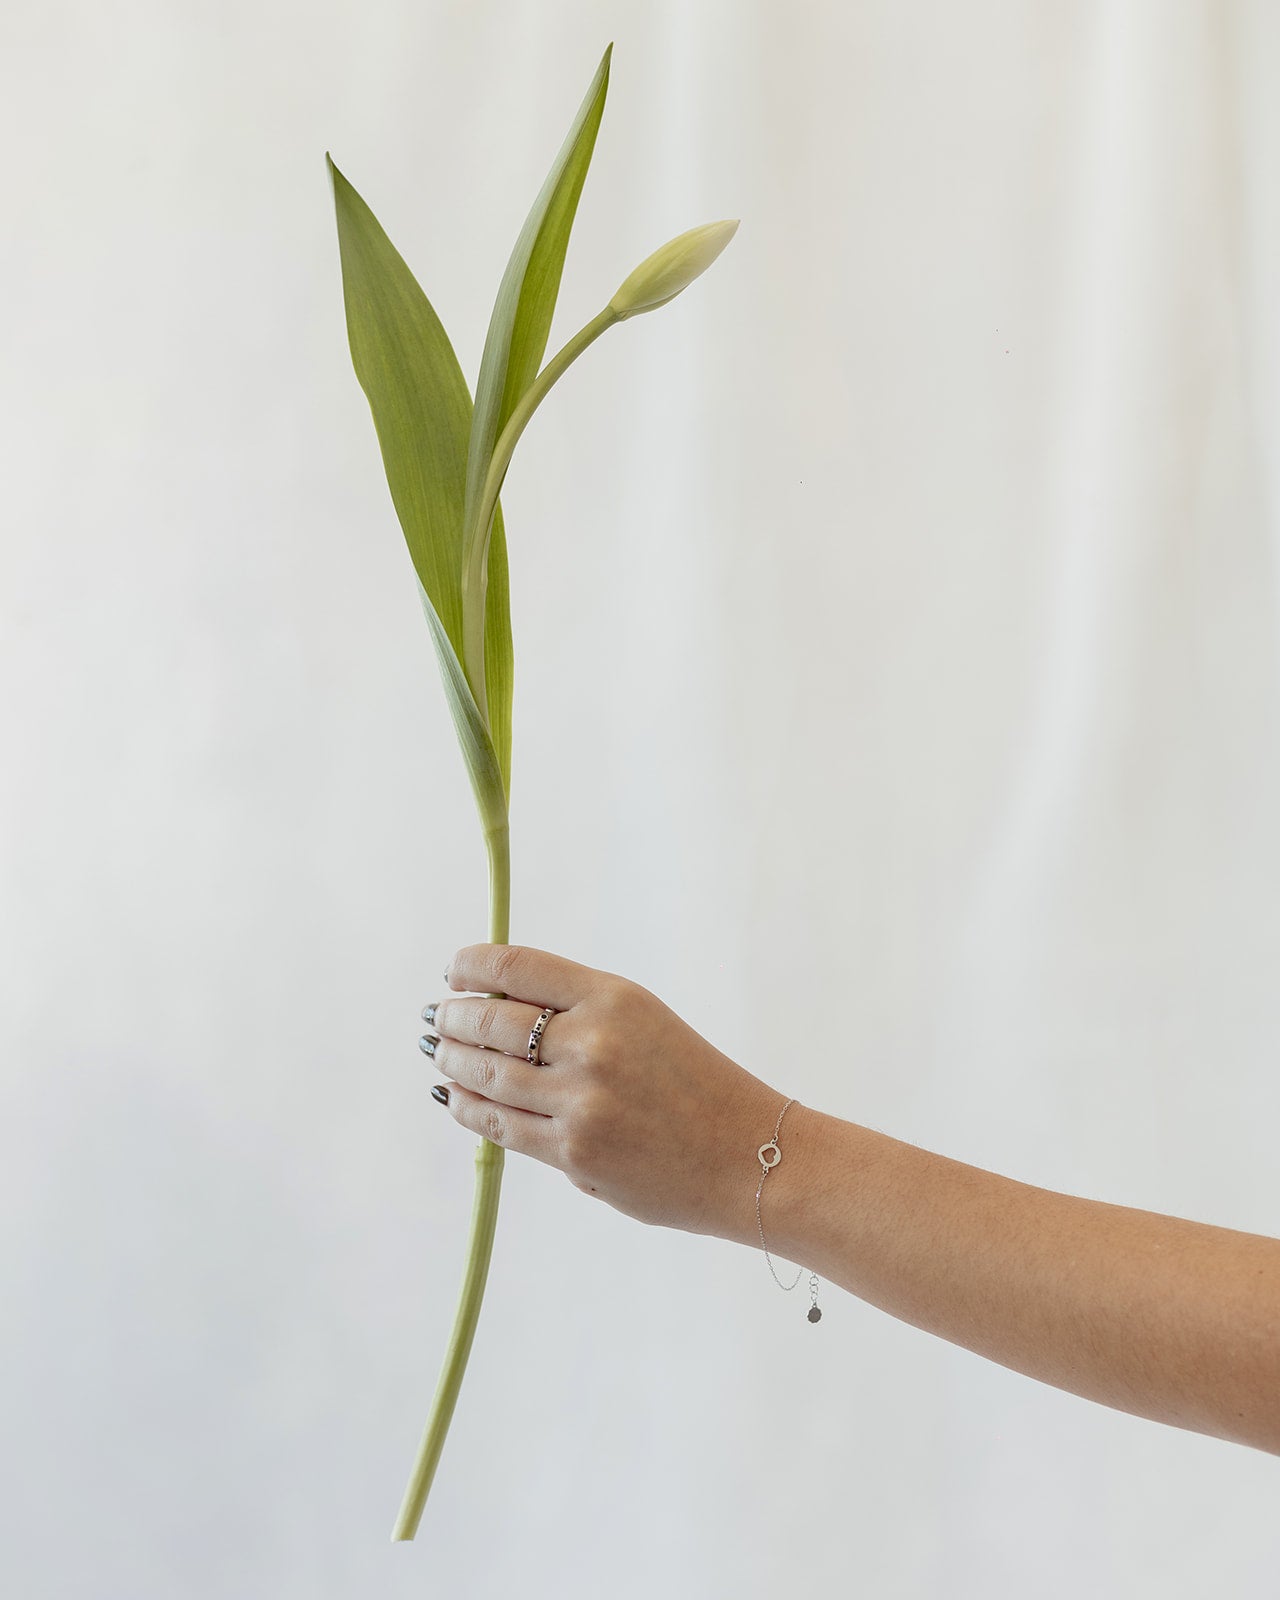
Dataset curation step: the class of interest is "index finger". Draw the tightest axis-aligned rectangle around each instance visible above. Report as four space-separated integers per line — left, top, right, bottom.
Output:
444 943 599 1011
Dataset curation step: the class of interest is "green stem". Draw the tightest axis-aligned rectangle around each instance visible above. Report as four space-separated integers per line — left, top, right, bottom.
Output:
460 304 620 713
391 821 511 1542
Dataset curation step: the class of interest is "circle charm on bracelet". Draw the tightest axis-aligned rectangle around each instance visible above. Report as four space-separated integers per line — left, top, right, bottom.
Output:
755 1097 823 1322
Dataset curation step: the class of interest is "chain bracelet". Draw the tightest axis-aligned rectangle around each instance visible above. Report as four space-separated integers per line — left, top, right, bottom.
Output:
755 1097 823 1321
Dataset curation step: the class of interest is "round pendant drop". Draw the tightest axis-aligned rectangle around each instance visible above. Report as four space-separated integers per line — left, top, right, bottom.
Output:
807 1305 822 1323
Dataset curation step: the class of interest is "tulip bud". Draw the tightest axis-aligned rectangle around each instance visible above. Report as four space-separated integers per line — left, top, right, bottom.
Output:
608 219 740 320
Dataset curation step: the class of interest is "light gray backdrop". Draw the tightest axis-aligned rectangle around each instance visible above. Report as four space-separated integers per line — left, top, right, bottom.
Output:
4 1 1279 1595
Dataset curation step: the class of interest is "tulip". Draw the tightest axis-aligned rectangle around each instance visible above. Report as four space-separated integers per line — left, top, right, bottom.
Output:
608 219 741 319
326 40 737 1541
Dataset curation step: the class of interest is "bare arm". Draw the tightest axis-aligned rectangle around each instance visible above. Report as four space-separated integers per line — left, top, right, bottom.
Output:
428 944 1280 1456
753 1104 1280 1454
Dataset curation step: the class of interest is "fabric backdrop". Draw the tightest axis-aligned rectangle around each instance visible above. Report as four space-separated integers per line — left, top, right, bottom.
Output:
4 1 1278 1595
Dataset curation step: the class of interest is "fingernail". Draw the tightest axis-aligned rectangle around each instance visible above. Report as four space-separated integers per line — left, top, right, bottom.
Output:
421 1002 438 1027
431 1083 450 1106
418 1035 437 1059
443 966 450 984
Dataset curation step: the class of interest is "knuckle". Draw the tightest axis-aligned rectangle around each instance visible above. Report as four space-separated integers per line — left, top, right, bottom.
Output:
574 1024 610 1073
580 1084 611 1136
593 977 630 1014
562 1088 608 1170
474 998 502 1043
575 983 642 1072
473 1050 499 1094
561 1125 592 1174
482 1105 508 1146
596 976 640 1021
491 944 523 989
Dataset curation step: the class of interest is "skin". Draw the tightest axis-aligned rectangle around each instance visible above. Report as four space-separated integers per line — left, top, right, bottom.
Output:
426 942 1280 1456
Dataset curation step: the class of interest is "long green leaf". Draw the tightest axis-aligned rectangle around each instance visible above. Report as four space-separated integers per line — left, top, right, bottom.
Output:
458 43 613 698
327 152 512 810
466 42 612 516
416 577 507 829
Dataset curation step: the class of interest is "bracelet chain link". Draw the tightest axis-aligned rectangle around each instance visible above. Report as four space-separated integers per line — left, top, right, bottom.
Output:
755 1097 822 1320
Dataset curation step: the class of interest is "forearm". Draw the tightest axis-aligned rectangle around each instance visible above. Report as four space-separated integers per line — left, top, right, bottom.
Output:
747 1103 1280 1454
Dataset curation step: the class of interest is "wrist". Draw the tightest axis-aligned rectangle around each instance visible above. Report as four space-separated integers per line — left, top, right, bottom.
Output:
705 1076 830 1253
750 1099 831 1262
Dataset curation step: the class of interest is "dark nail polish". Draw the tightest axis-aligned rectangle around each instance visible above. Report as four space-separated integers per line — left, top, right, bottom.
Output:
421 1002 437 1027
431 1083 450 1106
418 1034 437 1058
443 966 450 984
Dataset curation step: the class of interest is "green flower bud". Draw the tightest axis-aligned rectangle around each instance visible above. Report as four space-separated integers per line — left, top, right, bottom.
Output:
608 219 740 320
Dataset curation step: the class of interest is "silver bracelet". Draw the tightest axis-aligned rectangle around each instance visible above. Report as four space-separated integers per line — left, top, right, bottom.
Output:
756 1096 822 1322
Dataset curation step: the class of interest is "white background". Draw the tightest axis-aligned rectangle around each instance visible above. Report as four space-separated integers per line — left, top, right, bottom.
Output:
4 1 1279 1595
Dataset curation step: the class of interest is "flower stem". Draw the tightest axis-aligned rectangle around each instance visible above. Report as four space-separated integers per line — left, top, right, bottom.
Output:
391 821 511 1542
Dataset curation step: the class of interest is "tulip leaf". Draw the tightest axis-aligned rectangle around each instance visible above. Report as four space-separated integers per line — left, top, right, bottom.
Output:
416 576 508 829
327 152 512 809
465 43 612 524
456 44 613 699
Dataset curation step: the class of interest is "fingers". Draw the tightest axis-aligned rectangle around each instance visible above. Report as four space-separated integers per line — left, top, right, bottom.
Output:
444 943 603 1011
438 1082 562 1168
427 942 621 1183
427 994 566 1064
428 1035 559 1116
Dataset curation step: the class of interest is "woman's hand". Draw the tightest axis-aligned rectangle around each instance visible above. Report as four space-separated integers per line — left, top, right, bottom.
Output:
420 942 784 1245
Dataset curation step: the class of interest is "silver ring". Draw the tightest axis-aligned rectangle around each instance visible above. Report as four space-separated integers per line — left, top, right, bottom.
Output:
527 1007 555 1065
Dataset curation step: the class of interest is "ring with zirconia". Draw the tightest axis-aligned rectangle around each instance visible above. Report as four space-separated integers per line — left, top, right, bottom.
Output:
527 1007 555 1065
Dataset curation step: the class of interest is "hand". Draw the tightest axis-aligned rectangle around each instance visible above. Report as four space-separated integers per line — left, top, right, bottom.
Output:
421 943 784 1245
